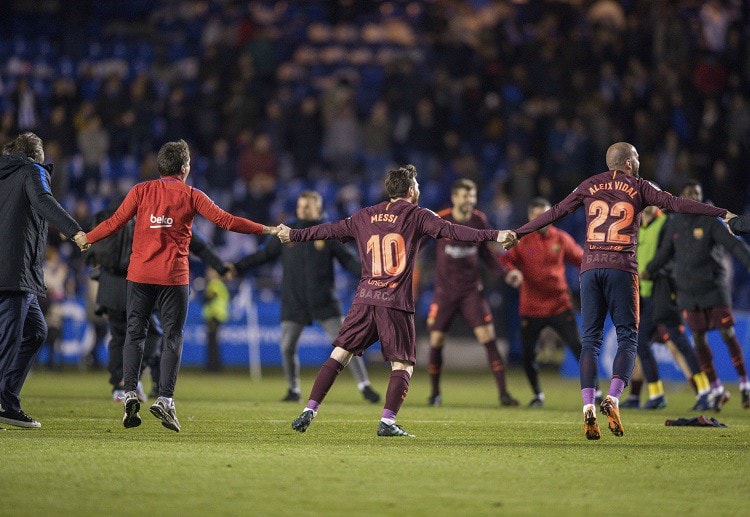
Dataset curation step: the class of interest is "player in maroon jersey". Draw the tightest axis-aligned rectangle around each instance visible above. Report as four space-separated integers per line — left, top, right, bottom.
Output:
502 142 734 440
426 179 520 407
277 165 514 437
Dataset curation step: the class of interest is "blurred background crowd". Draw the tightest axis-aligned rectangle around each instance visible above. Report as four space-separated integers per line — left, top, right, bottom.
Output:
0 0 748 367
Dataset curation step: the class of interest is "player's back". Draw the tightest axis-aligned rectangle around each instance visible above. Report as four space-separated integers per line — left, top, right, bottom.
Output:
577 171 647 274
129 178 197 284
349 199 426 313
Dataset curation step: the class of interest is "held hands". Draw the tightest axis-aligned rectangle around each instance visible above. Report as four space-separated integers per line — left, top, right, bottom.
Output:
73 231 90 251
504 269 523 288
497 230 518 250
276 224 291 243
724 212 738 236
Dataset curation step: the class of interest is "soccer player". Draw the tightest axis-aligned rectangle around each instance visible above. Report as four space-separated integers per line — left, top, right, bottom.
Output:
645 180 750 411
503 142 732 440
501 197 591 407
232 191 380 404
86 139 277 432
426 179 519 408
278 165 514 437
623 203 711 411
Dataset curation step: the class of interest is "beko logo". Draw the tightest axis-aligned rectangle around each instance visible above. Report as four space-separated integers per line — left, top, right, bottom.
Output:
149 214 173 228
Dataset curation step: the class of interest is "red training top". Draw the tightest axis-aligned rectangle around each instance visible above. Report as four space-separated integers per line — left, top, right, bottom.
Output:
513 170 727 275
290 199 499 313
500 226 582 317
87 177 263 285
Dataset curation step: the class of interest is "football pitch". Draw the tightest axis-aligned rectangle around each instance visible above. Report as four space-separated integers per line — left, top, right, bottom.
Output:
3 368 749 515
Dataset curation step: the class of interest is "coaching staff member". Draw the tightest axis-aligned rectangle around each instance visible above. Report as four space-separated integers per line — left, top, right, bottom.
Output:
0 132 88 428
87 139 276 432
90 202 229 400
233 191 380 404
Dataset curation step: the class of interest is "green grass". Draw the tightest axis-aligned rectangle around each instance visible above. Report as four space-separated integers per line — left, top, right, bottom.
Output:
3 367 749 515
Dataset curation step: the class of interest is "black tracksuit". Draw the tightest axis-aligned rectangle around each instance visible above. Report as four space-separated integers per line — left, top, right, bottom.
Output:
647 213 750 310
729 215 750 236
234 218 360 324
0 153 82 412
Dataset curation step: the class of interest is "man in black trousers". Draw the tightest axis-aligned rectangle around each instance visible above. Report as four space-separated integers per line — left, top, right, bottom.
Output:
0 132 88 428
89 203 230 401
233 191 381 403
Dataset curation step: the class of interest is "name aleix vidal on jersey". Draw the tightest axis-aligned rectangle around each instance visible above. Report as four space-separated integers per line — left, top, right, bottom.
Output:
149 214 174 228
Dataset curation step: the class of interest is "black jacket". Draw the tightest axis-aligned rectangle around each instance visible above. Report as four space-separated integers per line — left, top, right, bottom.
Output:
647 213 750 310
234 218 361 325
0 153 82 296
729 215 750 235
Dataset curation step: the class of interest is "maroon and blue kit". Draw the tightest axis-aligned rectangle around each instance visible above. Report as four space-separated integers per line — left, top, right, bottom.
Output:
428 208 505 332
290 199 499 421
291 199 499 363
514 171 726 404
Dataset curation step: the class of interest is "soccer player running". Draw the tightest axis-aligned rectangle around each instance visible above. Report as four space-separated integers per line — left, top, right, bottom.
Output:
623 203 712 411
426 179 519 408
232 191 381 404
503 143 732 440
501 197 594 407
86 140 277 432
277 165 514 437
644 180 750 411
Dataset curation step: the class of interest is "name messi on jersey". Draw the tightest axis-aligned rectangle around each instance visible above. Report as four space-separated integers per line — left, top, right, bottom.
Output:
371 213 399 223
588 181 637 199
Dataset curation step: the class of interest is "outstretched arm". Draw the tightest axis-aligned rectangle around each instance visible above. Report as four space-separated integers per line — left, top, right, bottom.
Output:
287 219 355 242
189 232 228 275
641 182 727 218
192 189 273 235
728 214 750 235
331 239 361 277
234 234 283 275
712 219 750 271
23 165 83 239
87 187 139 244
513 190 583 238
561 231 583 268
645 218 675 276
419 209 499 242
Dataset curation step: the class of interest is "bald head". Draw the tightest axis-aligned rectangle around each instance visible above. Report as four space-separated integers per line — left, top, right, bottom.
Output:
606 142 640 177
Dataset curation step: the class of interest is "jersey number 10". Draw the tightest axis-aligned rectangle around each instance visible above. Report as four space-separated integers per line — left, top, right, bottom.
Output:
367 233 406 277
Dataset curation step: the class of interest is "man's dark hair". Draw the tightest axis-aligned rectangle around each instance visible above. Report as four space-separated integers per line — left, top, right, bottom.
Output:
528 197 551 211
451 178 476 195
2 132 44 163
681 179 702 192
385 164 417 199
157 139 190 176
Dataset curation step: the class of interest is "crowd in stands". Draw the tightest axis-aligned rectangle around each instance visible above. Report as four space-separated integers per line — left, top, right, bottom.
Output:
1 0 749 325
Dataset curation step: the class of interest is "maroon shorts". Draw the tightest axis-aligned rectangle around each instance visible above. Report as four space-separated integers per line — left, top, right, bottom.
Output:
683 306 734 334
333 303 416 363
427 289 493 332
